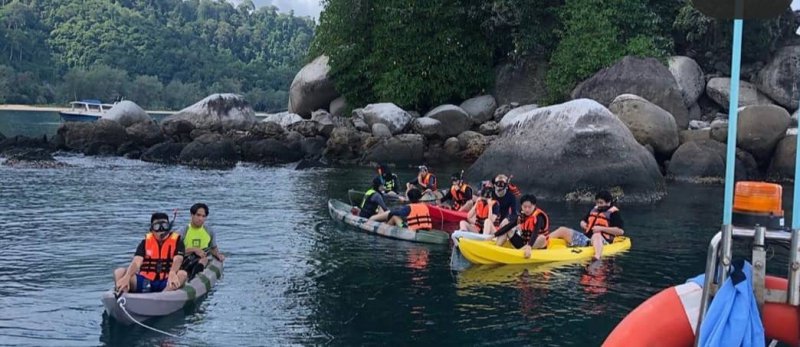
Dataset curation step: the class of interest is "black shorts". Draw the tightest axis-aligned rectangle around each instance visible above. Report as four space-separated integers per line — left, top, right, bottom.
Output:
509 233 528 249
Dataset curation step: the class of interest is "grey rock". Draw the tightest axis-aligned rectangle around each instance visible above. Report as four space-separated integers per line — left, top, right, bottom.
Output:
371 123 393 138
609 94 679 156
288 55 339 117
572 56 689 129
102 100 151 127
412 117 442 138
362 103 413 135
164 93 256 131
460 95 498 124
667 139 758 183
364 134 425 164
424 104 472 137
706 77 774 110
668 56 706 107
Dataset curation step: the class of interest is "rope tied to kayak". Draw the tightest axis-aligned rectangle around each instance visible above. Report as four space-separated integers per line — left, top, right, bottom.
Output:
116 296 182 339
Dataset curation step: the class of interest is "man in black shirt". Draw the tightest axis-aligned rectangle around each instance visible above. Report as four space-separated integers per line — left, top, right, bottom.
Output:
113 212 188 293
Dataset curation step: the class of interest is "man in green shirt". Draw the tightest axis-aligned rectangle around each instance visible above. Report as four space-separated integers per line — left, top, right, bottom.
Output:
178 203 225 278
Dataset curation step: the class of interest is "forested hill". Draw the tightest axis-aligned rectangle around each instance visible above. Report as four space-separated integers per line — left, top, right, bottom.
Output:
0 0 315 111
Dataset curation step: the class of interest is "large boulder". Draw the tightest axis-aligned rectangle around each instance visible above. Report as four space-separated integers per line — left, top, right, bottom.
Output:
706 78 774 110
288 55 339 117
250 121 285 139
768 135 796 182
458 131 489 162
572 56 689 129
425 105 472 137
57 120 129 153
287 120 319 138
608 94 679 156
364 134 425 164
161 119 194 143
756 45 800 110
263 112 303 129
413 117 442 137
125 121 164 147
460 95 498 124
178 133 238 168
498 104 539 132
668 56 706 107
141 142 186 165
467 99 665 202
101 100 151 127
492 56 548 105
736 105 790 163
362 103 413 135
240 139 304 164
164 93 256 131
667 139 758 183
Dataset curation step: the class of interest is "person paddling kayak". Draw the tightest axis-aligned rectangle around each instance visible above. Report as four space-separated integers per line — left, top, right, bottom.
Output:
113 212 188 293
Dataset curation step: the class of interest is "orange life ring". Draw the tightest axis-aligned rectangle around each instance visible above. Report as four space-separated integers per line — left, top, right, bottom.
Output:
604 275 799 346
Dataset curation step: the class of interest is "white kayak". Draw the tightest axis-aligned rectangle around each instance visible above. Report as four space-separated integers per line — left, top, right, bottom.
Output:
101 258 224 325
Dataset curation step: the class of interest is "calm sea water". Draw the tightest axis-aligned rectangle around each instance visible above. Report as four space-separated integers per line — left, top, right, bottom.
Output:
0 111 795 346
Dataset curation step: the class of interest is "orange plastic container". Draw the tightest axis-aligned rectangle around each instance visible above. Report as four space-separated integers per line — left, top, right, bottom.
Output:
733 181 783 216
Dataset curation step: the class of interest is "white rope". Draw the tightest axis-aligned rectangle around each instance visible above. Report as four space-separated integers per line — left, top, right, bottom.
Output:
116 296 182 339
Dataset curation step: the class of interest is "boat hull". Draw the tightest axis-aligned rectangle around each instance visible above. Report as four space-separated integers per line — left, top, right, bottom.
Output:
328 199 449 244
102 259 224 325
457 236 632 265
59 112 101 122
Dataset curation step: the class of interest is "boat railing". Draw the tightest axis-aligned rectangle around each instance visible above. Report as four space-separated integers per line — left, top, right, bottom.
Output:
695 225 800 346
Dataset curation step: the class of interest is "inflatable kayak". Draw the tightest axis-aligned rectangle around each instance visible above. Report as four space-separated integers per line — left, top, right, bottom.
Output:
456 236 632 265
328 199 450 244
427 204 468 223
101 258 224 325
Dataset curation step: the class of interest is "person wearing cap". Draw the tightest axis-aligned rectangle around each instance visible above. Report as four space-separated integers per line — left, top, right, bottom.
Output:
491 174 519 228
356 177 391 218
113 212 188 293
439 172 474 211
376 163 401 198
406 165 438 197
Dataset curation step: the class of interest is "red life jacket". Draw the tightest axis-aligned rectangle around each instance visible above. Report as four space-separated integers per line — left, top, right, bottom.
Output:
449 183 470 210
583 206 619 242
517 207 550 243
407 203 433 231
139 232 180 281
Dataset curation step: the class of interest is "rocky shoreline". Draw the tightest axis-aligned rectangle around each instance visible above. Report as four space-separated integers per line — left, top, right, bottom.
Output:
2 51 799 203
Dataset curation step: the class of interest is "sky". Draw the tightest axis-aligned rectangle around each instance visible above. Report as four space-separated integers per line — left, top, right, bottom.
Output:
234 1 800 20
231 0 323 19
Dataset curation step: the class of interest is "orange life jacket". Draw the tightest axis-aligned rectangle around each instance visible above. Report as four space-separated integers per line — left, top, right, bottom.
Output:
508 183 522 198
407 203 433 231
518 207 550 243
474 199 495 227
450 183 470 210
420 173 436 190
139 232 180 281
584 206 619 242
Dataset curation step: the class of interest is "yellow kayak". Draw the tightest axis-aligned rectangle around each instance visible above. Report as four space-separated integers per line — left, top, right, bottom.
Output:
457 236 632 265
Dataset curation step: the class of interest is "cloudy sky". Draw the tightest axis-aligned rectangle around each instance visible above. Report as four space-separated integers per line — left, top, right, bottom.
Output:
234 1 800 20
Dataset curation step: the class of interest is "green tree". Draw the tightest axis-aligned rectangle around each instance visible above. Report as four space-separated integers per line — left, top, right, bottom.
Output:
128 75 164 109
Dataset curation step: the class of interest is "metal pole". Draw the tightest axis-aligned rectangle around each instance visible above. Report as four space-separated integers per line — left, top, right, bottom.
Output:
722 17 744 226
753 225 766 310
789 228 800 306
696 231 722 346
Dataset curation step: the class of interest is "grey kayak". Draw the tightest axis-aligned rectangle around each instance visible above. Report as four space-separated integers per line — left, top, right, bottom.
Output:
101 258 224 325
328 198 449 245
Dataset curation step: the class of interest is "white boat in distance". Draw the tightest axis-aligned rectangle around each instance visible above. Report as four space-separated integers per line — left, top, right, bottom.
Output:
59 99 116 122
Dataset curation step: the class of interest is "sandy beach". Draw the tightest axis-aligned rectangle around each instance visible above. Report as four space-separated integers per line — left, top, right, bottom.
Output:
0 104 70 112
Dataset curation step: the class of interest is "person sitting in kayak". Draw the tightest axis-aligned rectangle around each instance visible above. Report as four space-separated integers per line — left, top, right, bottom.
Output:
459 187 499 234
370 188 433 231
493 194 550 259
548 190 624 261
356 177 390 218
113 212 188 294
491 174 519 229
439 172 473 212
376 163 403 201
178 203 225 279
406 165 437 198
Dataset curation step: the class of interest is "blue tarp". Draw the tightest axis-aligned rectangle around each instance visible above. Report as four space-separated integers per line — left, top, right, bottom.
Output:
687 259 765 347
